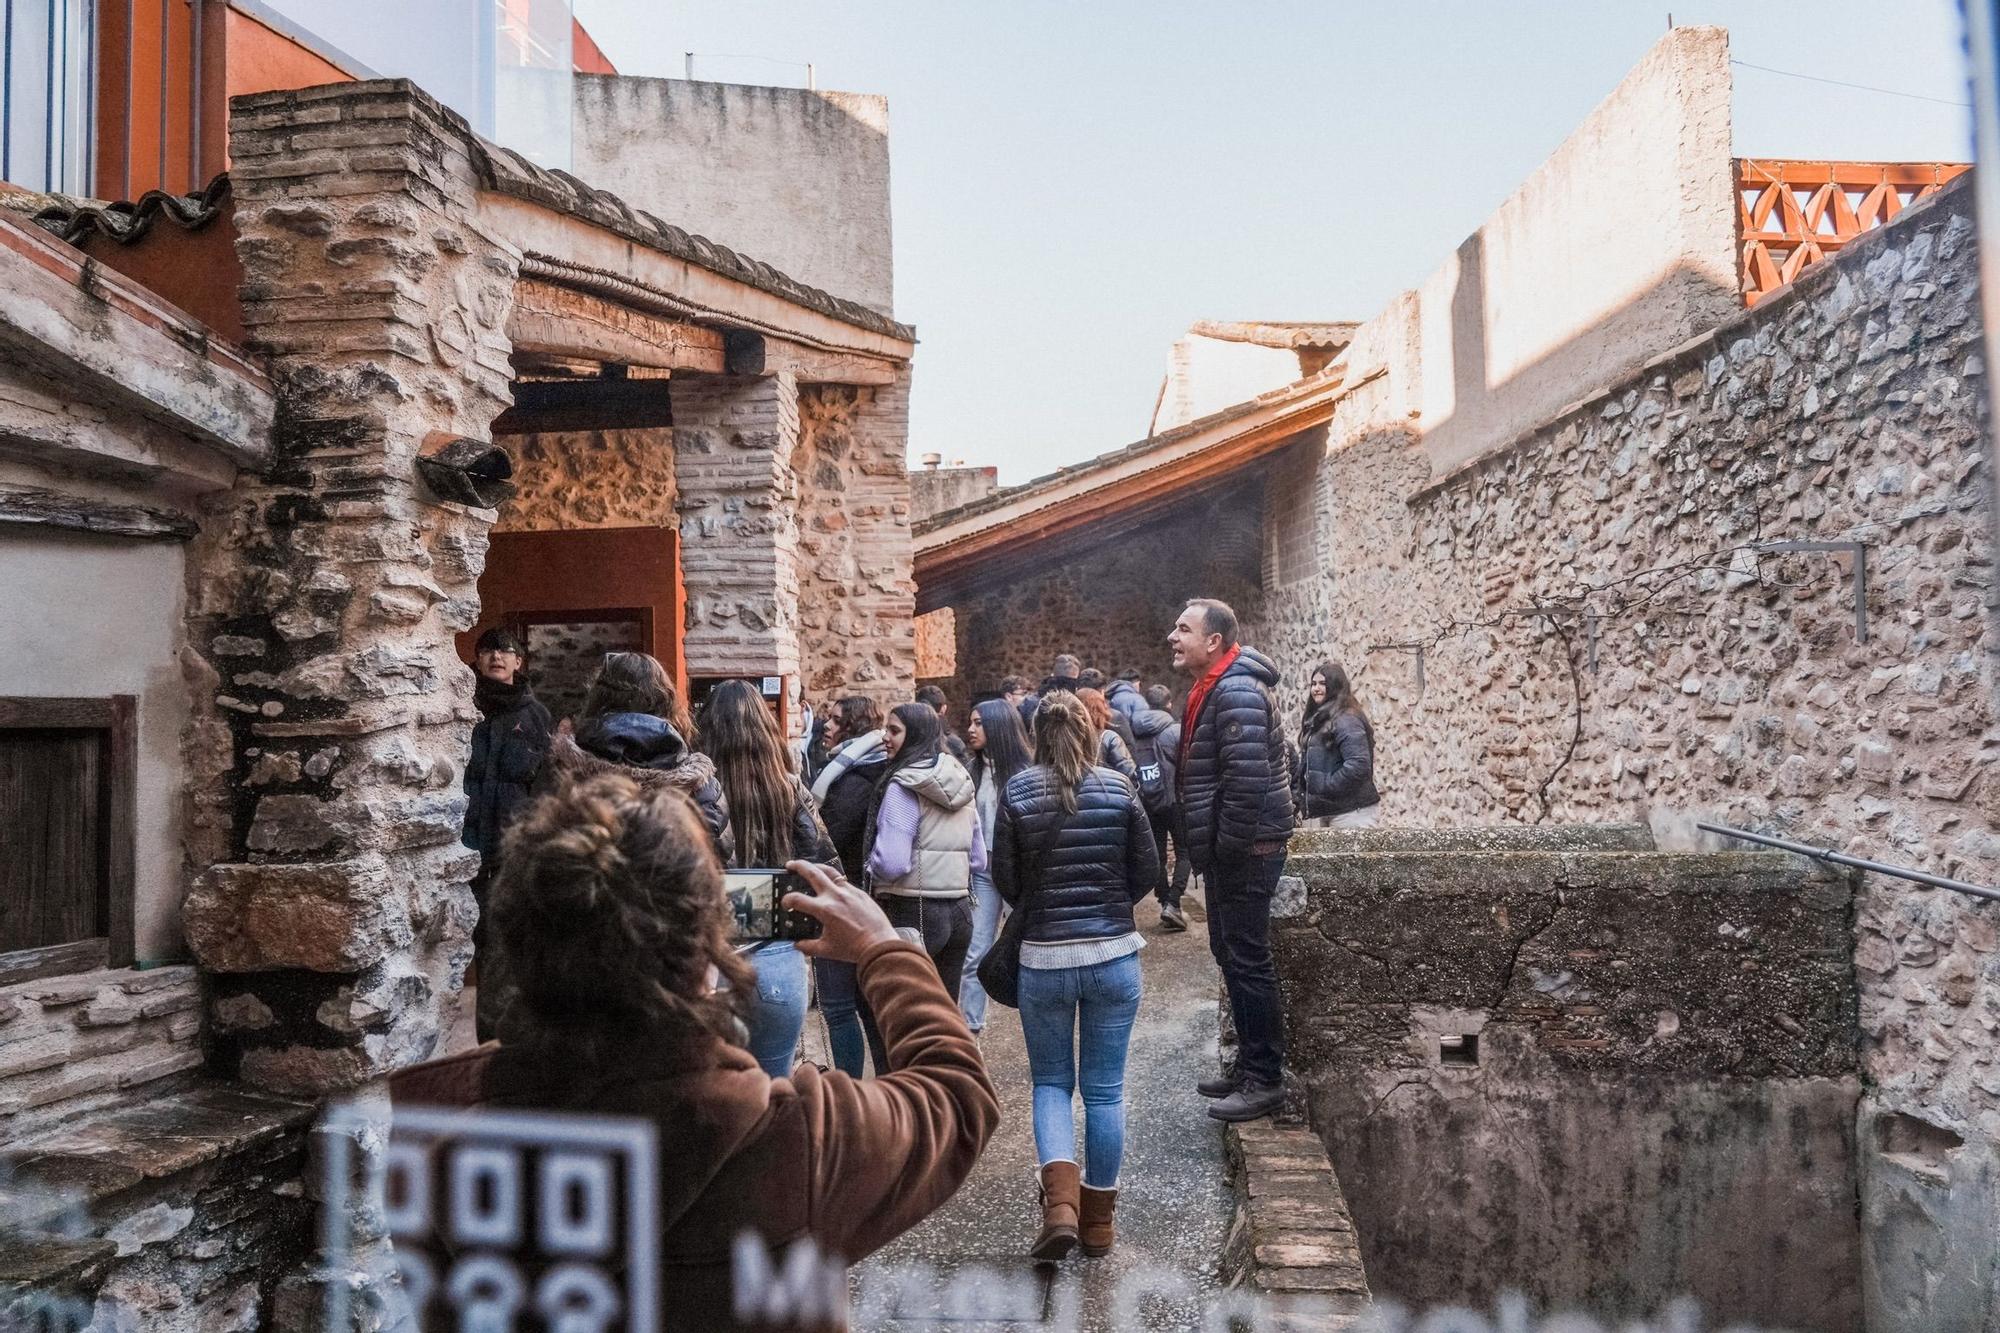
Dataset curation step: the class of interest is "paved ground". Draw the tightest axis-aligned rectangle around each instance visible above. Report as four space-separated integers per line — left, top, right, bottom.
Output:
848 890 1240 1331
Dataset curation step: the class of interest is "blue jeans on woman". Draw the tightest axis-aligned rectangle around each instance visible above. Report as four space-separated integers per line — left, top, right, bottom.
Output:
959 869 1005 1033
1017 952 1143 1190
742 941 808 1079
812 955 866 1077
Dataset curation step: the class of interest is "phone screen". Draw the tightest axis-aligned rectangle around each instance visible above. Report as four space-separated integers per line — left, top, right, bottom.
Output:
724 869 821 942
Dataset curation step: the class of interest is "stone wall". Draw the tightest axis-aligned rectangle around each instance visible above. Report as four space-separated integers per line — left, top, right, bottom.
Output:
183 81 518 1095
494 427 677 534
909 463 998 522
942 483 1266 707
1277 837 1860 1326
796 378 918 707
1251 176 1998 1330
0 966 201 1138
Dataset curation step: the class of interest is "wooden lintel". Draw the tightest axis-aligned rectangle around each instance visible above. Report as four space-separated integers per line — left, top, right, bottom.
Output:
508 279 728 373
0 484 198 541
765 342 902 387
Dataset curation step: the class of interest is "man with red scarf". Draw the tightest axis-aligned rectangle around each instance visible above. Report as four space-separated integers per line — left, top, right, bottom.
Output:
1168 598 1296 1122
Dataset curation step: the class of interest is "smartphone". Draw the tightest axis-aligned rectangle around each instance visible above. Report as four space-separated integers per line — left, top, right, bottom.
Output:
724 869 823 943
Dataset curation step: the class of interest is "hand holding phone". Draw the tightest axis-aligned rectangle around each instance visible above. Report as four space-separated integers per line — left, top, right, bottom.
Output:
724 869 824 943
779 861 898 964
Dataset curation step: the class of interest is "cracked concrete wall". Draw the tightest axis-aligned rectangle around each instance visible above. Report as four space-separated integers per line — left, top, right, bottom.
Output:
1277 845 1859 1327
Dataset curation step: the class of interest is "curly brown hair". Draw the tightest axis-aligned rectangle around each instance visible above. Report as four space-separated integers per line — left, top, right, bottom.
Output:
492 772 751 1063
580 651 691 737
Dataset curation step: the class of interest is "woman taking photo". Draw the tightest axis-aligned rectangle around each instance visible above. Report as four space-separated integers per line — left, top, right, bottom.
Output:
863 702 985 1070
1296 659 1382 828
959 698 1035 1036
809 695 890 1075
700 679 841 1078
991 692 1160 1261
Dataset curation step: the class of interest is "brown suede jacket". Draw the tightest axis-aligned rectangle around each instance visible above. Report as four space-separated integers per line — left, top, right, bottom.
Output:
389 939 999 1332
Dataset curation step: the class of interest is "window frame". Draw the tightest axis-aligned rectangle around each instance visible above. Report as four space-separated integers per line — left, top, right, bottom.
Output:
0 695 136 985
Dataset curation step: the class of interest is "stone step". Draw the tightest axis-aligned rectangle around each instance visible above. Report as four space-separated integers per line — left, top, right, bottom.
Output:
1289 822 1655 857
1222 1121 1373 1326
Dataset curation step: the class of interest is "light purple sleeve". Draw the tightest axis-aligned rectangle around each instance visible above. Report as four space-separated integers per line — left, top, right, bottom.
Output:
867 785 920 882
969 816 989 874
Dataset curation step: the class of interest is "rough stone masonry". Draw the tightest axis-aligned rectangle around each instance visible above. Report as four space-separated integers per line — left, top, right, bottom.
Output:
1250 174 1999 1326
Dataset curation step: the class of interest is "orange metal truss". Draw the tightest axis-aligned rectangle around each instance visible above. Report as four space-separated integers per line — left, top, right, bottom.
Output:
1736 159 1970 306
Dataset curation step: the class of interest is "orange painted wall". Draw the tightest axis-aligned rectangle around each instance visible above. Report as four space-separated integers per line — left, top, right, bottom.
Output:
223 9 351 98
572 18 617 75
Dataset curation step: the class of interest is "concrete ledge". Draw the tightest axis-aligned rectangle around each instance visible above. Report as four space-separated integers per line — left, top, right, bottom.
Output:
1290 822 1655 856
1222 1119 1373 1330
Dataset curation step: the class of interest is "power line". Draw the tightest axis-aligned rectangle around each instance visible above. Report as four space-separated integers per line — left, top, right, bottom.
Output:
1729 57 1970 110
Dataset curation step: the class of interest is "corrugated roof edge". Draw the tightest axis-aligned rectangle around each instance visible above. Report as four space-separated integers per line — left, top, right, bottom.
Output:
914 362 1346 536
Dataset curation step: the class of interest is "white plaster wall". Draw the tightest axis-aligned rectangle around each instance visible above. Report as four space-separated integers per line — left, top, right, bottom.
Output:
1415 25 1739 476
0 529 190 962
1155 334 1303 433
572 75 894 315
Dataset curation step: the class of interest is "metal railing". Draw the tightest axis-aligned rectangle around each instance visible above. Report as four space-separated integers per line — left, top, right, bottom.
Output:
1698 821 2000 904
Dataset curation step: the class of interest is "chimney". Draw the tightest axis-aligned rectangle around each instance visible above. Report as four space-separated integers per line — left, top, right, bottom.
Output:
921 452 942 470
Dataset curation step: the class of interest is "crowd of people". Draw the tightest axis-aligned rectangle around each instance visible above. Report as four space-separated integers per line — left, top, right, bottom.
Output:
428 596 1382 1314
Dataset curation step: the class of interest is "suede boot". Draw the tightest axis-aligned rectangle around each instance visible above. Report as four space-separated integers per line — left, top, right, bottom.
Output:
1030 1160 1080 1261
1078 1185 1117 1257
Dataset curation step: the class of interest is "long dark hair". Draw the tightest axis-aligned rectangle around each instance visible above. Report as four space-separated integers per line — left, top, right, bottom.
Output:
581 651 691 736
864 702 946 863
698 679 797 868
969 698 1033 793
1305 659 1373 744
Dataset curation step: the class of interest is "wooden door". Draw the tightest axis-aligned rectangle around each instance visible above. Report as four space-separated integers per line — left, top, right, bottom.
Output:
461 527 687 710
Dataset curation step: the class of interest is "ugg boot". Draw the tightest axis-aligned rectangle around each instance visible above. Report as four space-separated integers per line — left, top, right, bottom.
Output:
1030 1161 1081 1261
1078 1185 1118 1257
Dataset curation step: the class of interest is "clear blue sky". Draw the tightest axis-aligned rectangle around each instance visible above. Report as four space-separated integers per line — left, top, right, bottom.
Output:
573 1 1972 484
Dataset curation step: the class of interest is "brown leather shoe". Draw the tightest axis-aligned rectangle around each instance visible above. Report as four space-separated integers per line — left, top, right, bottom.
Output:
1030 1161 1080 1261
1079 1185 1117 1256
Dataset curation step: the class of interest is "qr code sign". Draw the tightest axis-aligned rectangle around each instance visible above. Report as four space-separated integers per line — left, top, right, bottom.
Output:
321 1105 658 1333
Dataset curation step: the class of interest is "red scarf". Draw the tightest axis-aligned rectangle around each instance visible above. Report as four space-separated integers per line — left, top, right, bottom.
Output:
1177 644 1241 781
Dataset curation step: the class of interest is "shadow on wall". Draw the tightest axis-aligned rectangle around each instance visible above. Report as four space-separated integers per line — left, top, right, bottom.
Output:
943 478 1269 705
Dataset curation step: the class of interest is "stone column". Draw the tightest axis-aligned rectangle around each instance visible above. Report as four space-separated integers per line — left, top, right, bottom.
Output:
180 82 517 1094
794 370 916 706
672 371 805 678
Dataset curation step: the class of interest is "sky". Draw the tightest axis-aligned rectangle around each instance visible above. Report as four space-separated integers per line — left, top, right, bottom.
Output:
571 1 1974 485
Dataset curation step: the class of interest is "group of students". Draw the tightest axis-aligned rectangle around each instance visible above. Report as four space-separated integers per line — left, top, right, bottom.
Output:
433 596 1381 1325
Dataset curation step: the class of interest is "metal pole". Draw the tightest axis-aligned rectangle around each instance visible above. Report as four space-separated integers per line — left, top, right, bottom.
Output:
3 0 16 183
683 50 692 80
187 0 199 188
806 61 814 91
45 0 57 187
1697 821 2000 903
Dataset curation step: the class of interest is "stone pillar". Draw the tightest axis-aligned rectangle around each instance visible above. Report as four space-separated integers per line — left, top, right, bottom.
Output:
794 371 917 707
180 82 517 1093
672 371 805 678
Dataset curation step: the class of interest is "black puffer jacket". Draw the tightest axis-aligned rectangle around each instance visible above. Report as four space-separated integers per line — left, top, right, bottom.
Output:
1296 706 1380 820
1177 646 1296 870
993 766 1160 945
563 712 733 860
462 676 553 858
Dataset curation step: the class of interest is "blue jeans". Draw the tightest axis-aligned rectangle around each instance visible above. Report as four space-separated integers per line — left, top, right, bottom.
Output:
1017 952 1143 1189
813 955 866 1077
959 870 1005 1033
742 941 808 1079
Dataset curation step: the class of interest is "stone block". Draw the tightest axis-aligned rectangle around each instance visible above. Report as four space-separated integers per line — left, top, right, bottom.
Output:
183 856 412 973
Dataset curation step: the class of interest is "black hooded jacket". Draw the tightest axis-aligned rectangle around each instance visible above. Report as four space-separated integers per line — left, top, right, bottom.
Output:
1176 646 1297 869
993 766 1160 945
1296 705 1380 819
564 712 733 859
462 676 553 859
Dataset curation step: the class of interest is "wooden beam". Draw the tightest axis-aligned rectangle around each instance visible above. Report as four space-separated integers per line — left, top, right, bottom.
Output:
0 939 109 987
491 379 677 435
507 278 728 373
0 484 198 541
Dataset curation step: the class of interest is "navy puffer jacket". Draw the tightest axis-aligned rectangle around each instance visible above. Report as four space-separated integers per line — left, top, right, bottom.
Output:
1296 706 1380 820
1177 646 1296 869
992 766 1161 945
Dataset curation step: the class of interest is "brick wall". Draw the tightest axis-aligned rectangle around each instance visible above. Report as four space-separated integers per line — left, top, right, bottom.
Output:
1249 176 1997 1326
